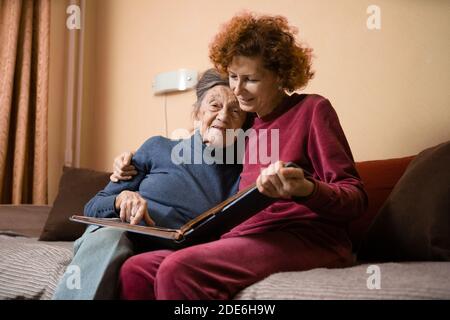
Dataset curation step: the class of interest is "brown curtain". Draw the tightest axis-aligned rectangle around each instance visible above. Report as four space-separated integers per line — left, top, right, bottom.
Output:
0 0 50 204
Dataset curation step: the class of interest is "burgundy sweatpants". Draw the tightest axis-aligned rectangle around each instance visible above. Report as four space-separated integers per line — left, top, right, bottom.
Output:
119 226 353 300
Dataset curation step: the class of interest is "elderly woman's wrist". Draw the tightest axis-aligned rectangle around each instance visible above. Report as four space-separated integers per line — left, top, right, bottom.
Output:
114 192 125 210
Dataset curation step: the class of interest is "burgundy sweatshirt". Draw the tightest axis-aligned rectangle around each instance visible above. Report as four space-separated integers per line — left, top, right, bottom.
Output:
222 93 368 240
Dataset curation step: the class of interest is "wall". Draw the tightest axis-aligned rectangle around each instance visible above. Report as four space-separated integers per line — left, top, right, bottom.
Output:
48 0 450 202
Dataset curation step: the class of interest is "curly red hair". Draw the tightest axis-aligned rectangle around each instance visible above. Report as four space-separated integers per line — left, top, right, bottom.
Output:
209 12 314 92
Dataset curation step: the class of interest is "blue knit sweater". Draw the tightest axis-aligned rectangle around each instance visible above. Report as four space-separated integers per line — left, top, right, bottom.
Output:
84 131 242 229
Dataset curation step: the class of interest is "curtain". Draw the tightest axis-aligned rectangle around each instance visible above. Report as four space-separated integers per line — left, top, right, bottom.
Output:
0 0 50 204
64 0 85 169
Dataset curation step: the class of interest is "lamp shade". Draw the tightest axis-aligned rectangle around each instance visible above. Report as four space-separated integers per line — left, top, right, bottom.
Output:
153 69 198 95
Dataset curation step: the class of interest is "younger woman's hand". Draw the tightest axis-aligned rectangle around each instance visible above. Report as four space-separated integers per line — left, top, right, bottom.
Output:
256 161 315 199
110 151 137 182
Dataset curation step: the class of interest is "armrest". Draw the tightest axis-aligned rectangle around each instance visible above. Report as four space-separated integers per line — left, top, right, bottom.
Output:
0 205 52 238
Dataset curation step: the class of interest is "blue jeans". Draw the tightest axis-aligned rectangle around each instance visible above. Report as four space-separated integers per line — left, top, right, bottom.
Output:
52 225 135 300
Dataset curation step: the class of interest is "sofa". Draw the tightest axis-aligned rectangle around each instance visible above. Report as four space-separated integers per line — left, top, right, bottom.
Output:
1 142 449 300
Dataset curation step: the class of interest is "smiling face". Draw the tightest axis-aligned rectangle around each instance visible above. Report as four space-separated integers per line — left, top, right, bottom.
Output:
228 55 286 118
195 85 247 148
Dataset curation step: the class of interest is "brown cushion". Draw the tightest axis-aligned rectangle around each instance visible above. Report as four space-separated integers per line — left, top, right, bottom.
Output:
39 166 111 241
358 141 450 261
0 205 51 237
349 155 415 250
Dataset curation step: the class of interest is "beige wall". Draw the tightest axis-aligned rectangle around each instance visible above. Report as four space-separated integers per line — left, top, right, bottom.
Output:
48 0 450 203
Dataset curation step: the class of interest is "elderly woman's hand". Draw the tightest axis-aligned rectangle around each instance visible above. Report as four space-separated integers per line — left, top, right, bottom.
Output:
115 191 155 226
256 161 315 199
110 151 137 182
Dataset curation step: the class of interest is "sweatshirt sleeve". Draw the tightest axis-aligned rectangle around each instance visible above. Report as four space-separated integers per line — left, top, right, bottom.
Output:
297 98 368 222
83 139 153 218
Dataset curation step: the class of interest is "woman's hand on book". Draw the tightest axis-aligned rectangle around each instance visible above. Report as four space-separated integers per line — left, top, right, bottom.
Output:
256 161 315 199
110 151 137 182
115 191 155 226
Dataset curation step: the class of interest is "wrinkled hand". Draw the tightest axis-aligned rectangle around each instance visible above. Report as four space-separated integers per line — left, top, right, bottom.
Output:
110 151 137 182
256 161 315 199
115 191 155 226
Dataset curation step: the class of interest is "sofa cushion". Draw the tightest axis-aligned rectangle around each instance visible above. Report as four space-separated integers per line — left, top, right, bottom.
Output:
39 166 111 241
358 141 450 261
0 205 51 237
350 156 414 250
0 234 73 300
234 262 450 299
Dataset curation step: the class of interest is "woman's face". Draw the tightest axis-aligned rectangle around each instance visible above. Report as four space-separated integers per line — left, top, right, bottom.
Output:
228 55 285 118
196 85 247 148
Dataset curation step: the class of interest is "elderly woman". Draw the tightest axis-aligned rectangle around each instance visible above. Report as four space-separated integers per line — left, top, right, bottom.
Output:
118 12 368 300
52 69 247 299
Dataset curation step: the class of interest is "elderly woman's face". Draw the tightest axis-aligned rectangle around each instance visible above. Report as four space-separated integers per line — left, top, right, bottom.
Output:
228 55 285 118
196 85 247 147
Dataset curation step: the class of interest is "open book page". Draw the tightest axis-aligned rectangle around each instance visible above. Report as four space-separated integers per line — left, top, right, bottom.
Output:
70 162 304 246
69 216 184 240
178 183 256 234
71 183 256 241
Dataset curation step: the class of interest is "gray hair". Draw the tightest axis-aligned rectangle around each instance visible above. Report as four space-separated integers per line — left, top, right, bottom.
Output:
193 69 229 117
